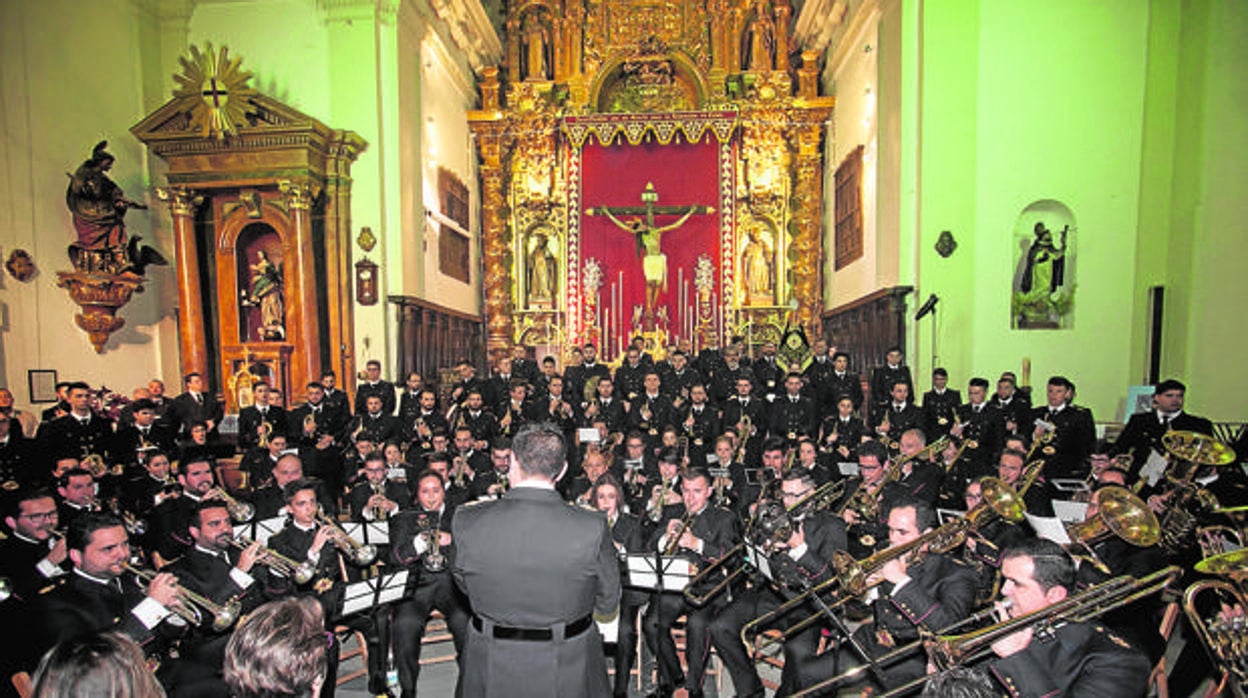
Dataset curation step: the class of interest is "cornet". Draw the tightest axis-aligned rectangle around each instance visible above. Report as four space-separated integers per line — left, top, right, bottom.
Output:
227 536 316 584
122 561 242 632
209 487 255 523
316 508 377 565
369 481 390 522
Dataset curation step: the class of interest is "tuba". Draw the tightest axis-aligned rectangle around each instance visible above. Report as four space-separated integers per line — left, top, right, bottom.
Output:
1156 431 1236 554
1183 578 1248 697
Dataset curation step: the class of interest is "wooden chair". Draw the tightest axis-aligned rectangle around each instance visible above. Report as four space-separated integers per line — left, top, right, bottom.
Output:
334 626 370 687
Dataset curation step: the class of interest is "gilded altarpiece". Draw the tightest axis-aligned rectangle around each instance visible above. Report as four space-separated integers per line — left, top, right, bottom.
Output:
470 0 832 359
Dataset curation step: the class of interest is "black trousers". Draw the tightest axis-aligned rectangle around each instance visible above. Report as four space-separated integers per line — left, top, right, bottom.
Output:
613 596 646 695
708 586 823 698
391 576 468 698
642 591 722 690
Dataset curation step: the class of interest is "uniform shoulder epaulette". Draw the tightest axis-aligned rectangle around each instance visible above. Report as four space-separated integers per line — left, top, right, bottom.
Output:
40 577 69 594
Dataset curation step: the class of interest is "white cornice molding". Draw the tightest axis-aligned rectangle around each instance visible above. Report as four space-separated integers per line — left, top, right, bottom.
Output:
826 0 880 82
426 0 502 69
320 0 400 24
794 0 848 54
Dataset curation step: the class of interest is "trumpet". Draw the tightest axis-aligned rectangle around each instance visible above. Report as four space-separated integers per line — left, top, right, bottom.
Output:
209 487 255 523
316 508 377 565
227 536 316 584
649 476 674 523
743 478 1024 654
122 561 242 632
418 513 446 573
369 481 390 522
662 511 695 557
876 410 896 449
791 566 1183 698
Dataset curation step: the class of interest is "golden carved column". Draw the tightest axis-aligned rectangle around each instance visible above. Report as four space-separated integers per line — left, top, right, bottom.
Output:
157 186 208 378
279 179 323 385
774 2 791 72
787 111 831 332
476 123 514 352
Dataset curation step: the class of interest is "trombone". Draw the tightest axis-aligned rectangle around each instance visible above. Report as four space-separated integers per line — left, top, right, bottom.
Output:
122 561 242 632
316 508 378 565
227 536 316 584
790 565 1183 697
209 487 255 523
742 477 1024 654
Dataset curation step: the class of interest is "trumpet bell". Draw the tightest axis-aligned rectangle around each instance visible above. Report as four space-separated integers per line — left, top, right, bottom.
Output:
1162 430 1237 466
211 599 242 632
353 544 378 566
229 500 255 524
1194 548 1248 578
293 561 317 585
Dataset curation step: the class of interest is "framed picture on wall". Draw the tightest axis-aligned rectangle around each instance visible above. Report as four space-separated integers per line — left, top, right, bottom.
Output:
28 369 58 403
1122 384 1155 423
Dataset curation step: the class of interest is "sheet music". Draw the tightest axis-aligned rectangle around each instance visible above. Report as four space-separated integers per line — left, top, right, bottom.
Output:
253 515 287 546
577 428 601 443
624 554 691 591
1051 500 1089 524
342 522 390 545
340 570 410 616
1050 478 1090 493
1140 450 1168 487
1025 514 1072 545
838 462 859 477
746 545 772 582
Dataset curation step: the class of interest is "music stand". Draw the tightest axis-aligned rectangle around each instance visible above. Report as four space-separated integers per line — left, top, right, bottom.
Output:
340 569 409 618
252 515 287 546
342 522 389 546
625 554 692 592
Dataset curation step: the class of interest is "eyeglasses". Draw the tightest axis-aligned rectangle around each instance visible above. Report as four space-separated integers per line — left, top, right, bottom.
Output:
20 511 58 522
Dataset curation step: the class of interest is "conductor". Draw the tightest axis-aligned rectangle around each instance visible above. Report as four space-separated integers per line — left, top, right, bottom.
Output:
452 422 621 698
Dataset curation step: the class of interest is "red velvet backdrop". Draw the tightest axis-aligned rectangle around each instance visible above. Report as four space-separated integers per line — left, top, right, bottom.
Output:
579 134 721 358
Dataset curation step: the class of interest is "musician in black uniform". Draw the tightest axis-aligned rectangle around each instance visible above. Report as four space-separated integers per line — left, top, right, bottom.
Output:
510 344 538 384
348 394 404 447
36 381 114 465
354 359 396 417
825 497 978 693
38 382 71 423
481 357 518 409
882 429 945 506
55 467 99 533
566 343 612 405
589 473 648 698
825 352 865 414
642 467 741 698
289 381 348 447
952 378 1005 480
0 415 38 489
448 426 490 498
1110 379 1214 486
268 478 388 695
620 432 661 514
112 399 177 470
239 432 290 489
771 372 819 445
346 451 409 522
32 512 181 671
121 450 178 518
319 371 352 419
802 339 834 405
237 381 288 452
614 347 649 402
148 457 218 563
405 389 449 455
1030 376 1096 480
722 375 766 466
164 500 276 690
560 448 610 506
469 438 514 501
250 453 337 521
989 373 1031 437
984 539 1149 697
0 488 67 601
580 378 627 435
710 347 753 406
397 371 432 424
837 440 895 560
534 375 578 443
922 368 962 439
997 448 1053 517
820 395 868 466
710 470 848 697
458 390 499 449
494 379 533 439
389 469 469 698
961 478 1029 606
678 383 720 469
628 372 675 450
662 350 702 408
872 380 926 449
868 347 913 424
794 438 833 486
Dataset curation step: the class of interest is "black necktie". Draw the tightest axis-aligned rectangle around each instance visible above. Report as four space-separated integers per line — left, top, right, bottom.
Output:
195 393 203 405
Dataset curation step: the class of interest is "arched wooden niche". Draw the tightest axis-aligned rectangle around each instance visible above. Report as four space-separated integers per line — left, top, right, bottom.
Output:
235 223 286 343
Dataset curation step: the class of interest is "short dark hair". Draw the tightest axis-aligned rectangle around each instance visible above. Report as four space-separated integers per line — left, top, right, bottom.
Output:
57 467 94 488
858 440 887 463
832 351 849 362
306 381 325 391
656 447 682 466
932 367 948 378
66 381 91 394
131 398 156 412
67 512 125 553
1155 378 1185 394
510 423 565 480
193 498 231 527
684 467 712 489
2 487 56 521
1047 375 1073 389
762 437 786 455
1002 538 1074 592
888 495 936 531
413 468 444 489
184 372 202 384
366 360 381 369
363 451 386 466
968 377 989 389
282 478 319 504
224 598 327 698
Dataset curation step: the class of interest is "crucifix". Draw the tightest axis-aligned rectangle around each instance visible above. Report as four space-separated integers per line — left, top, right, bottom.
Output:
586 182 715 326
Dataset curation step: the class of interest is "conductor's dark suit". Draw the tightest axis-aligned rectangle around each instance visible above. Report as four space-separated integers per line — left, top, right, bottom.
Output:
452 485 621 698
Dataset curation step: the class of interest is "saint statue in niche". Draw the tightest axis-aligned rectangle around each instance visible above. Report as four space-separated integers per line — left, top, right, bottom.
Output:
741 222 774 305
527 229 558 306
1013 220 1073 328
242 249 285 340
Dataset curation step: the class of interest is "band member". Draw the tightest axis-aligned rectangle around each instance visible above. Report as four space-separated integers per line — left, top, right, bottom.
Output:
873 380 925 447
869 347 914 425
148 457 219 563
170 373 223 436
794 438 832 486
823 351 865 413
347 451 408 522
961 478 1028 606
722 375 766 466
405 389 448 456
113 398 176 469
398 372 433 424
482 356 517 409
0 488 67 601
457 391 499 448
239 432 290 489
561 448 610 505
237 381 288 452
642 466 741 698
581 377 627 434
771 373 818 445
122 450 178 518
989 373 1031 436
566 343 611 402
33 512 181 666
678 383 719 468
470 438 513 500
449 359 484 408
36 381 114 465
922 368 962 439
250 453 337 521
662 350 702 407
826 497 978 693
984 539 1149 696
1030 376 1095 480
56 466 100 533
614 347 649 401
289 381 348 448
628 372 675 451
752 341 783 402
164 500 274 689
1111 378 1213 487
838 440 894 559
952 377 1004 479
710 470 848 697
268 478 388 695
589 474 646 698
349 394 403 446
495 379 532 438
452 423 620 698
389 469 468 698
821 395 867 465
354 359 396 417
883 429 945 506
997 448 1053 517
710 347 753 406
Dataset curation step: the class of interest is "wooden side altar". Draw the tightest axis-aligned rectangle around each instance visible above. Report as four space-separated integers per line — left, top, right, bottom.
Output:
469 0 834 360
132 48 365 410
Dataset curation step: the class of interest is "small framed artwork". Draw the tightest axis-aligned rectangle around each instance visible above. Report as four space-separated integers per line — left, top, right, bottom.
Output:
28 369 58 403
1122 384 1156 422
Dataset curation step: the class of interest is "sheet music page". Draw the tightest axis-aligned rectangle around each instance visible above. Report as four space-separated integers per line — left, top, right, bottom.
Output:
1051 500 1089 524
1025 514 1072 545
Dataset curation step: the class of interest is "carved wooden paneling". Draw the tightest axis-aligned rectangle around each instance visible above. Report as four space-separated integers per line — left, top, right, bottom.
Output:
389 295 485 391
821 285 913 405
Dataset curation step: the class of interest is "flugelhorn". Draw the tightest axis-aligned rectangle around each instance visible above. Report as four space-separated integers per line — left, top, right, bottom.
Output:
122 561 242 632
419 513 446 573
649 475 674 523
227 536 316 584
209 487 255 523
316 508 377 565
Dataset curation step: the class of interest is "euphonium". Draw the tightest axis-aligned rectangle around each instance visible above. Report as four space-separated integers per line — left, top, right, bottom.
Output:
1064 486 1160 575
316 508 378 565
82 453 108 479
227 536 316 584
1183 578 1248 695
122 561 242 632
209 487 255 523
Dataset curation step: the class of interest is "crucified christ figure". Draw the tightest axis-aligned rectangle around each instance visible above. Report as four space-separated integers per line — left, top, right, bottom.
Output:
587 182 714 322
